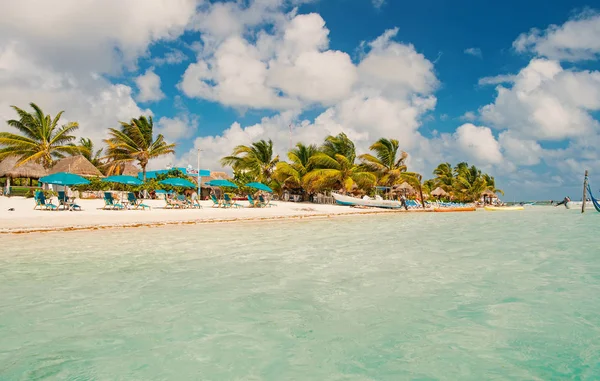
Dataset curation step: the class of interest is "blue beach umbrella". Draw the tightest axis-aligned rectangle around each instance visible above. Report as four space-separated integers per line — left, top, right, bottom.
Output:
205 179 238 188
159 177 197 188
39 172 90 186
102 175 143 186
245 182 273 193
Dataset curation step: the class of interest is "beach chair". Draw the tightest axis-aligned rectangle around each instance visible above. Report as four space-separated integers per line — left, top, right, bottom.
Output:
164 195 183 209
177 194 192 208
259 195 276 207
191 195 202 209
58 191 81 211
210 194 222 208
128 192 150 210
34 191 57 210
247 194 261 208
103 192 124 210
223 194 242 208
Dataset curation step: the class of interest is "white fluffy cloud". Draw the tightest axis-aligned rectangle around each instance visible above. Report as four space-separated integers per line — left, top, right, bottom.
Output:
480 58 600 141
0 0 198 147
135 68 165 102
478 74 516 86
464 47 482 58
513 11 600 62
453 124 503 165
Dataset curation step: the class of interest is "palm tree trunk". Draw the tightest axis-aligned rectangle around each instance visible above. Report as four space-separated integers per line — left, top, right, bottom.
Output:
419 185 425 208
142 165 147 199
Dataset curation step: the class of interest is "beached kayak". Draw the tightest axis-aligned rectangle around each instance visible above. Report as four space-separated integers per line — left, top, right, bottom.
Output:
433 207 476 212
484 206 524 211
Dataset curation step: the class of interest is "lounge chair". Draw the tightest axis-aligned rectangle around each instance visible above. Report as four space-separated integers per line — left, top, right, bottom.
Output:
103 192 124 210
128 192 150 210
247 194 261 208
58 191 81 211
34 191 57 210
223 194 242 208
259 195 276 207
191 196 202 209
210 194 222 208
164 196 183 209
177 194 192 208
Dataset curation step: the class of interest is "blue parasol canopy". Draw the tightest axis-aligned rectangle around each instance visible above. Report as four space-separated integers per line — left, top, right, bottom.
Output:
245 182 273 193
159 178 197 188
205 179 238 188
39 172 90 186
102 175 143 186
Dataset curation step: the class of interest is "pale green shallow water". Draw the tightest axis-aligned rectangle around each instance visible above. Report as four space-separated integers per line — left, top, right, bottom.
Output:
1 207 600 380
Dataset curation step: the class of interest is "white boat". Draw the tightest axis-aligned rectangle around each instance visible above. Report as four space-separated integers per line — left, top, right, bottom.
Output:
332 193 403 209
565 201 593 209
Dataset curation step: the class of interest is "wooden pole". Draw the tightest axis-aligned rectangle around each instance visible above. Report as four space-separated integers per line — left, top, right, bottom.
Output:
582 170 588 213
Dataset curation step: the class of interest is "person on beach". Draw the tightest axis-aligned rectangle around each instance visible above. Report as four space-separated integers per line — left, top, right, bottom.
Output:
400 194 408 210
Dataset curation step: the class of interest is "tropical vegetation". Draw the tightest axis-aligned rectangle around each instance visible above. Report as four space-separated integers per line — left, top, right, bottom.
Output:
0 103 503 203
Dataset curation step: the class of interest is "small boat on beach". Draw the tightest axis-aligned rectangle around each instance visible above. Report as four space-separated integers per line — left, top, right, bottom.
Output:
484 206 524 211
332 193 403 209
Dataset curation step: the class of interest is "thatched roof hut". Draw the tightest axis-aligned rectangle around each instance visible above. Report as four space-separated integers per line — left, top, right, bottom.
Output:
120 163 140 177
393 182 415 194
49 155 103 177
481 189 498 198
0 156 47 179
431 186 449 197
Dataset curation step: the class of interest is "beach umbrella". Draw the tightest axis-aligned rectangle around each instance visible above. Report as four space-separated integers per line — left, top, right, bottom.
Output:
205 179 238 188
159 177 197 188
39 172 90 186
102 175 143 186
245 182 273 193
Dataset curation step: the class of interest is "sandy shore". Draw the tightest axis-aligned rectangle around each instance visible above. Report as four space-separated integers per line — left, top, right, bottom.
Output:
0 196 431 234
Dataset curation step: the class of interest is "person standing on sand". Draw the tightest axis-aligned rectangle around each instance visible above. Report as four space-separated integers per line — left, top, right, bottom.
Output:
400 194 408 210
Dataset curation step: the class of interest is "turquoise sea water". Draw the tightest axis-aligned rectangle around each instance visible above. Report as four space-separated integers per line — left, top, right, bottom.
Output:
1 207 600 380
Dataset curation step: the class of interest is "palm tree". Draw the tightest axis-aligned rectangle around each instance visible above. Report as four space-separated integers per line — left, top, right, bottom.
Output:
482 173 504 196
221 139 279 183
453 164 487 202
78 138 104 169
359 138 408 187
321 133 356 162
433 162 454 192
0 103 80 168
304 153 376 193
104 116 176 182
273 143 318 191
400 171 426 207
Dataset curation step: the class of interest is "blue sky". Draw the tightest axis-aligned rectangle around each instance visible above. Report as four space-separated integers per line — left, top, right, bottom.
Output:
1 0 600 200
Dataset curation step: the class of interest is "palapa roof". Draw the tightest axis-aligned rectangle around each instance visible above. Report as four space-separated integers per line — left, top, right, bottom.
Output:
120 163 140 176
202 171 231 186
49 155 103 177
0 156 47 178
394 182 415 192
481 189 498 198
431 186 449 197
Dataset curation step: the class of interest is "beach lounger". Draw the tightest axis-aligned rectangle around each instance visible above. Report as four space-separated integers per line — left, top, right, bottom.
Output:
247 194 261 207
103 192 124 210
210 194 222 208
259 195 276 207
58 191 81 211
128 192 150 210
34 191 57 210
177 194 192 208
223 194 242 208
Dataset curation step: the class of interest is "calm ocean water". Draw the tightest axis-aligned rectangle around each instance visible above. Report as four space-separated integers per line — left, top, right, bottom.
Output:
1 207 599 380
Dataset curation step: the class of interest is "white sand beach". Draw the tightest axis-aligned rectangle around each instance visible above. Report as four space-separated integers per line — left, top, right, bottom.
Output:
0 196 429 233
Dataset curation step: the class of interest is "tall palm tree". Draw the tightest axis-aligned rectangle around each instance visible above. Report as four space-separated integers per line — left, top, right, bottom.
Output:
433 162 454 192
78 138 104 169
321 133 356 162
104 116 176 182
453 164 487 202
482 173 504 196
0 103 80 168
221 139 279 183
304 153 376 193
359 138 408 187
273 143 318 191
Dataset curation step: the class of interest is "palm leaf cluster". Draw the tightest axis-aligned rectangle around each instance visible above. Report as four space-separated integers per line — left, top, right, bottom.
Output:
0 103 80 168
222 133 503 202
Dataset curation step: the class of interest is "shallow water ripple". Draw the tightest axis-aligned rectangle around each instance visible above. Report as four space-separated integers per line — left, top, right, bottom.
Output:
1 207 600 380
